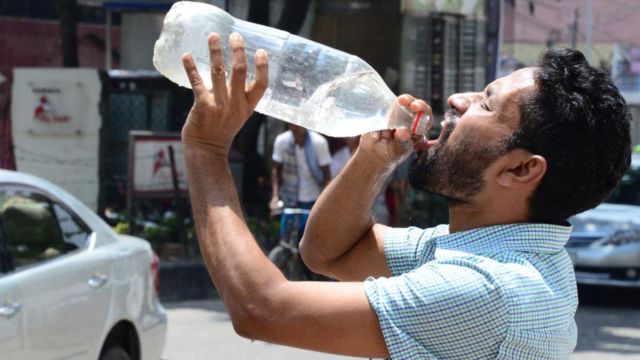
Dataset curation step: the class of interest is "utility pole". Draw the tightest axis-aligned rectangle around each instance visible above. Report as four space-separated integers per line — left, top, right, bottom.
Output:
570 7 579 49
585 0 593 63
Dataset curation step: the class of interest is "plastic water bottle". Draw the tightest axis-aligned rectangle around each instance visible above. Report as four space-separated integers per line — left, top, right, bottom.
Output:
153 1 430 137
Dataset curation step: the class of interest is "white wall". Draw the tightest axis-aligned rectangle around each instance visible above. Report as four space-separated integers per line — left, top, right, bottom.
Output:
11 68 102 211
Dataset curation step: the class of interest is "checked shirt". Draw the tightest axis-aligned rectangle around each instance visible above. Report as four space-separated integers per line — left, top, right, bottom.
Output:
364 223 578 359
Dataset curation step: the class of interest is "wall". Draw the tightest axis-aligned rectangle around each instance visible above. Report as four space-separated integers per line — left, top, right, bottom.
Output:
118 0 295 71
11 68 102 210
0 16 120 170
120 12 164 70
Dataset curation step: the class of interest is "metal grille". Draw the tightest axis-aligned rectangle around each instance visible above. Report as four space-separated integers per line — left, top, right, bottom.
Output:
459 18 477 92
99 75 189 211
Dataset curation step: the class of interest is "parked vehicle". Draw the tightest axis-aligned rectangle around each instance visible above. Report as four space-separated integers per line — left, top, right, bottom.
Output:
566 153 640 287
0 169 167 360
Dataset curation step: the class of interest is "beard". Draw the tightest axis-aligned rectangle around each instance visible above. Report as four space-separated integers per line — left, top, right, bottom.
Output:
409 110 510 205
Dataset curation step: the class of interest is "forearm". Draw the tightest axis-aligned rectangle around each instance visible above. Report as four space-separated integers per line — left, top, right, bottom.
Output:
185 147 285 315
271 165 281 201
301 148 392 269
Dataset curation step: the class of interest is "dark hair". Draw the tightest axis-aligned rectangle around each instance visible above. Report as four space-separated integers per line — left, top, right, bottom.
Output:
510 48 632 224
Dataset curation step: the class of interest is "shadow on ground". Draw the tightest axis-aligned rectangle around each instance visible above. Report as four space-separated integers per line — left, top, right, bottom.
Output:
574 285 640 355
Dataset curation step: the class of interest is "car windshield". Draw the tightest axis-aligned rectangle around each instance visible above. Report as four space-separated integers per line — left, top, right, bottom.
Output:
605 154 640 206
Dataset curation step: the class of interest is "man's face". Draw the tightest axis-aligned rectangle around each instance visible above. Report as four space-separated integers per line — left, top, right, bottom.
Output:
409 68 537 204
289 124 307 144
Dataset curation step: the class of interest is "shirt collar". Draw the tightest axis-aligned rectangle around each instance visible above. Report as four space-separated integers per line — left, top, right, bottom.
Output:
432 222 573 255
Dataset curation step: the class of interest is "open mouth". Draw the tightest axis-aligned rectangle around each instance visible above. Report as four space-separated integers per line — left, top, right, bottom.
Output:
417 111 458 152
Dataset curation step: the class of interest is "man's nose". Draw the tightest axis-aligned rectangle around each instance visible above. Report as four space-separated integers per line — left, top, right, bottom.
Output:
447 92 481 114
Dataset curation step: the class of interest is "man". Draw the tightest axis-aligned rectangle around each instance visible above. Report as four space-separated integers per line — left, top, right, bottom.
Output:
270 123 331 212
270 124 331 277
180 32 631 359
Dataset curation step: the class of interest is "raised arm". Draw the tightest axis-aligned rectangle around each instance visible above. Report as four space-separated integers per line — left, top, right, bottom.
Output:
180 32 394 358
300 99 432 281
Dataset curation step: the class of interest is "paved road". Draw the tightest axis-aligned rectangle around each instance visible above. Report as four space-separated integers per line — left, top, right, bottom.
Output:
162 286 640 359
161 300 358 360
571 286 640 359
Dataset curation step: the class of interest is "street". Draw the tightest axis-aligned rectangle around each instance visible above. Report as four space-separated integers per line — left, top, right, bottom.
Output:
161 300 358 360
162 286 640 360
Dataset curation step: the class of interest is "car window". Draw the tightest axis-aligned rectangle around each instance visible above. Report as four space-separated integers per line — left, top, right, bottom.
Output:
0 189 85 270
0 225 8 273
606 163 640 206
52 203 91 249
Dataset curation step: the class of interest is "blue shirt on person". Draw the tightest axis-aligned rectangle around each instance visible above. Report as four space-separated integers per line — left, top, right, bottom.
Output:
364 223 578 359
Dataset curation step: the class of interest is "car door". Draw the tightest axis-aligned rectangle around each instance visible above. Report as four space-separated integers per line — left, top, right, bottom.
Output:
0 186 113 360
0 221 24 360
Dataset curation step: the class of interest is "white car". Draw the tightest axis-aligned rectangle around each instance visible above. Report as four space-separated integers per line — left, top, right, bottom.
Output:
0 169 167 360
566 153 640 287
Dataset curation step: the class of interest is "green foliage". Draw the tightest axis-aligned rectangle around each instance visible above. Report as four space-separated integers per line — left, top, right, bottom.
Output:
247 216 280 252
112 221 130 234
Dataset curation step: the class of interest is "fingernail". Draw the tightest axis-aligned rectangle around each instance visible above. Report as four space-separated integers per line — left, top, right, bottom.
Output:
230 32 241 40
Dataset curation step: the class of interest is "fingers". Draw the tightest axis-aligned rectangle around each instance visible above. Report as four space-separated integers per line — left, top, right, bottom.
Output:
247 49 269 109
209 33 229 107
398 94 430 114
229 32 248 100
397 94 414 107
182 53 208 99
398 94 433 137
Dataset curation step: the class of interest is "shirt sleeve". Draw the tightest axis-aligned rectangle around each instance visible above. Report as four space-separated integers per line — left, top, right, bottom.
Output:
384 226 439 276
272 133 285 163
364 260 507 359
313 134 332 166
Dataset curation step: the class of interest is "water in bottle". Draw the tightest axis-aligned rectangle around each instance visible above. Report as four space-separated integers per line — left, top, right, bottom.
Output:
153 1 430 137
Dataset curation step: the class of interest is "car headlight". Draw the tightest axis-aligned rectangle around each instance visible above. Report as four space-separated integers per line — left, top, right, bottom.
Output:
596 229 640 246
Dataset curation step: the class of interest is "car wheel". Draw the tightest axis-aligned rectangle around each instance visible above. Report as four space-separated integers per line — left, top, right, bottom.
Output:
99 346 132 360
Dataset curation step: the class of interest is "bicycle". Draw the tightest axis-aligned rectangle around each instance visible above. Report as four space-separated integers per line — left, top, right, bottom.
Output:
268 207 311 281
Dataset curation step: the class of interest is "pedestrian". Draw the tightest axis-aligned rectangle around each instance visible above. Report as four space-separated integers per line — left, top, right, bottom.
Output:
270 123 332 213
269 123 331 247
179 32 631 359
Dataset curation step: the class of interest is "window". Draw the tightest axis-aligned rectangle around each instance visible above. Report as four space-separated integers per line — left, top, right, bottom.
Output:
52 203 91 249
0 188 90 270
0 229 7 273
606 163 640 206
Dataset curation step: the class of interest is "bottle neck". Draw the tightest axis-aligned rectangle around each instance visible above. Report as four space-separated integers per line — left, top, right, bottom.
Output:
386 103 431 136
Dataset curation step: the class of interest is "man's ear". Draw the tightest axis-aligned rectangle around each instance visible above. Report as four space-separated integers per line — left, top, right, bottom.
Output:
497 151 547 188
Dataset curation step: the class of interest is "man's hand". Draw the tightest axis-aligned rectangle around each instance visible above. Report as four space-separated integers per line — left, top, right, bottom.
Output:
181 32 268 157
357 94 432 172
269 196 281 212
